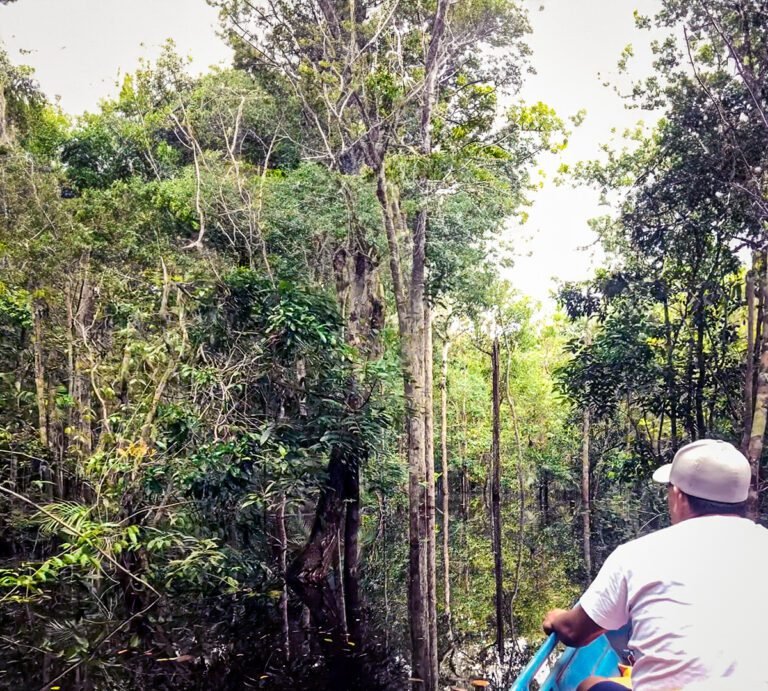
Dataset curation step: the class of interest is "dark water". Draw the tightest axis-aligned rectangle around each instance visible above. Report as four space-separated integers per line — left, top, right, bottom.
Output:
354 492 586 689
0 492 605 690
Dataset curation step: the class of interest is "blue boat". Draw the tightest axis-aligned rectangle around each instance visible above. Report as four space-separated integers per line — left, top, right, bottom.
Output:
510 629 630 691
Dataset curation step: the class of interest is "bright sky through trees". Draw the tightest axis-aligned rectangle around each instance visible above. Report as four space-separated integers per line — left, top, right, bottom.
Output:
0 0 663 308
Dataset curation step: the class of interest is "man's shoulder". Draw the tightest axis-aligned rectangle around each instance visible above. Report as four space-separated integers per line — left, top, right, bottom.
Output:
617 522 680 552
605 522 691 567
616 517 768 559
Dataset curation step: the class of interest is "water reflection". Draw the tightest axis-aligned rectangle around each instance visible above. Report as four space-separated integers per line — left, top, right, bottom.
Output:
361 493 582 689
0 493 585 690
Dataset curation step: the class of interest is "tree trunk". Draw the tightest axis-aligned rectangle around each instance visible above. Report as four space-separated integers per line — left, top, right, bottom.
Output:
423 303 438 683
490 337 504 660
288 239 382 679
504 341 527 630
31 296 54 498
277 496 291 662
582 404 592 578
582 322 593 577
439 336 452 639
685 326 697 440
695 291 707 437
409 4 451 685
343 457 362 645
31 297 49 451
663 292 679 451
71 273 94 461
375 166 432 690
404 288 429 691
747 265 768 520
757 266 766 388
334 526 348 638
0 87 11 148
460 395 469 516
743 269 756 454
287 448 354 657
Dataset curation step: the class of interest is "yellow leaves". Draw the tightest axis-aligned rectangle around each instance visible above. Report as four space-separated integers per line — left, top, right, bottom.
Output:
117 439 154 461
510 101 559 130
118 73 136 103
507 101 568 154
450 124 469 141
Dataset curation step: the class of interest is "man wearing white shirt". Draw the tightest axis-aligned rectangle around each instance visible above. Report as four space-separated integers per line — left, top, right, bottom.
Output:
542 439 768 690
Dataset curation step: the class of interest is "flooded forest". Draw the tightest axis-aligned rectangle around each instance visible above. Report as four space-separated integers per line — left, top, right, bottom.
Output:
1 0 768 689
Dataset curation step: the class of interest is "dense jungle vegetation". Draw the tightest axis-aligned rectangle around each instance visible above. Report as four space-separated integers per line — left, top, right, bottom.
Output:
1 1 768 689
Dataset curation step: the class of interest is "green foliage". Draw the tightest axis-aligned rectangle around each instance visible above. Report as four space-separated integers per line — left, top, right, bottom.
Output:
0 282 31 328
549 0 768 590
0 47 46 144
0 6 586 686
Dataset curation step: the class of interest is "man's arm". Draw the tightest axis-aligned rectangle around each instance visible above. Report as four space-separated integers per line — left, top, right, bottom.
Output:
542 605 605 648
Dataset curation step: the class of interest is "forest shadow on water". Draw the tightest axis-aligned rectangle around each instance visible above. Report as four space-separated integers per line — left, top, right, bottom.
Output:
0 487 626 691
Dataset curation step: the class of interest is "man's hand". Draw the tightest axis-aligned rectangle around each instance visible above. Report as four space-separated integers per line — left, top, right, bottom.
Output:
543 608 568 635
541 605 604 647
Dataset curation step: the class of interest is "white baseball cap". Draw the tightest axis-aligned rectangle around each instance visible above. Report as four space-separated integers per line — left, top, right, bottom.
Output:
652 439 751 503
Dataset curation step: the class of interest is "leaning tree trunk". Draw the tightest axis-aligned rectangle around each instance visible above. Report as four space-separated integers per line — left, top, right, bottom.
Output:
490 337 504 660
287 447 352 646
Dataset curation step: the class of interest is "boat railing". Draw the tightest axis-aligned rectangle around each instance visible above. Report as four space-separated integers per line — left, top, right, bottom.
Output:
508 632 558 691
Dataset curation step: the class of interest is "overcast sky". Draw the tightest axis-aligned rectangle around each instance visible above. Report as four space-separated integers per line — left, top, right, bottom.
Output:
515 0 663 308
0 0 664 310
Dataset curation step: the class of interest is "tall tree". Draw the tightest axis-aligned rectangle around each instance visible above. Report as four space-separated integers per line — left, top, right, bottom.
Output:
439 331 452 639
490 336 504 659
646 0 768 513
209 2 544 686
